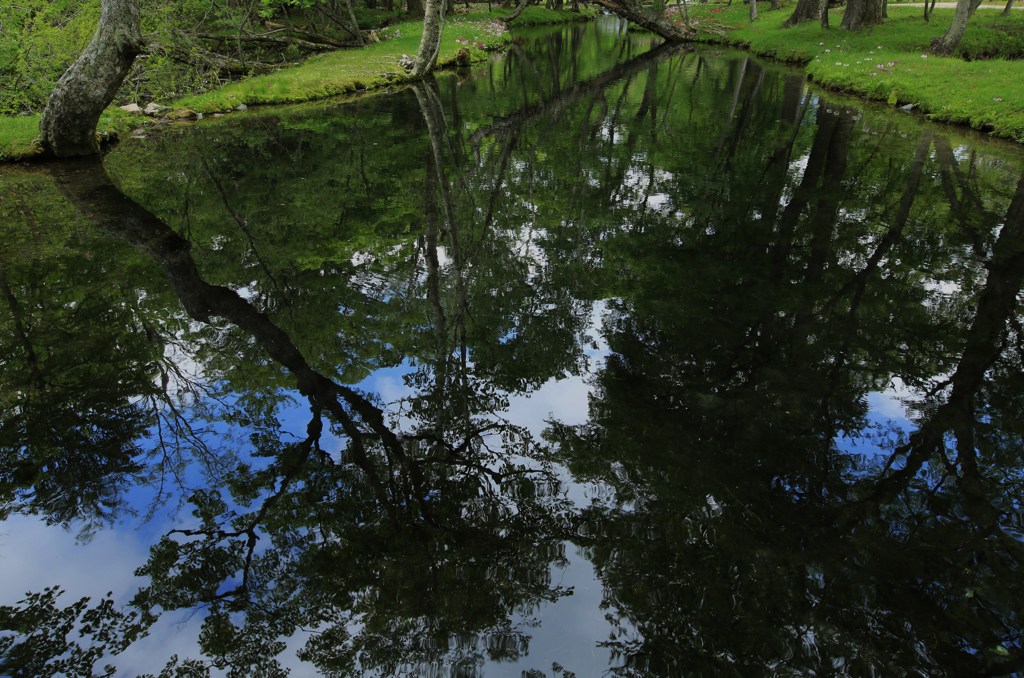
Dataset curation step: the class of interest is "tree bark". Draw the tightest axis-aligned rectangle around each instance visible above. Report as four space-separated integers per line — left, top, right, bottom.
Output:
408 0 425 17
750 0 759 20
39 0 144 158
591 0 692 40
820 0 830 27
503 0 533 21
1003 0 1014 16
412 0 447 77
343 0 367 45
839 0 884 29
930 0 983 54
783 0 820 26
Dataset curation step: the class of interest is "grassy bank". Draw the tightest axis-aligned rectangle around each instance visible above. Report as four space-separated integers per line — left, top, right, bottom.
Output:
689 4 1024 141
0 6 588 162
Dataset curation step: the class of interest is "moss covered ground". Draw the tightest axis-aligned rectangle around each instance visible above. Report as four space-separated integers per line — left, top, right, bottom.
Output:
689 3 1024 141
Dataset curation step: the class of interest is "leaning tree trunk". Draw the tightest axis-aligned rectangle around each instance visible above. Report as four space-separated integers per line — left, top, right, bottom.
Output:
783 0 820 25
931 0 982 54
39 0 144 158
591 0 692 40
503 0 533 21
839 0 884 29
412 0 447 77
1003 0 1014 16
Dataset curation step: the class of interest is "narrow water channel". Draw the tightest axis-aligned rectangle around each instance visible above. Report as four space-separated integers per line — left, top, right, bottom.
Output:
2 16 1024 677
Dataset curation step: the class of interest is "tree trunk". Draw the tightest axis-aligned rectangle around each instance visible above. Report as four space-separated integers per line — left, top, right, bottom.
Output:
750 0 759 20
412 0 447 77
39 0 144 158
821 0 830 27
1003 0 1014 16
839 0 884 29
503 0 533 20
783 0 821 27
931 0 983 54
408 0 425 17
343 0 367 45
591 0 692 40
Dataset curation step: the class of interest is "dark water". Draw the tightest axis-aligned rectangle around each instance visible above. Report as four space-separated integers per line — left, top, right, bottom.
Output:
2 17 1024 677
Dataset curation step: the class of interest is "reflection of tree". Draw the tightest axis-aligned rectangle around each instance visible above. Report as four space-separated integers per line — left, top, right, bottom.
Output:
43 158 572 676
548 97 1024 674
3 30 1024 677
0 198 159 528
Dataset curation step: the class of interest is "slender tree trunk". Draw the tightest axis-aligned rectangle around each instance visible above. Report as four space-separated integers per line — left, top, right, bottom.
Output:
931 0 983 54
412 0 447 77
839 0 883 29
783 0 821 27
408 0 425 17
821 0 830 27
344 0 367 45
39 0 144 157
1003 0 1014 16
750 0 759 20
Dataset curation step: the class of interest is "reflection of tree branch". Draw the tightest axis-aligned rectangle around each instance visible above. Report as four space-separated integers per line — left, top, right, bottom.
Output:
469 43 683 145
169 407 323 601
47 159 406 502
821 131 931 318
197 151 283 298
846 172 1024 522
0 269 45 392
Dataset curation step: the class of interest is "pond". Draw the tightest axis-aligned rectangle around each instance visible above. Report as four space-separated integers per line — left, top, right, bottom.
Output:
2 16 1024 677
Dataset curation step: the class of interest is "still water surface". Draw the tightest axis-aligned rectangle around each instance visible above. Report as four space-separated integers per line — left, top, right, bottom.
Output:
2 17 1024 677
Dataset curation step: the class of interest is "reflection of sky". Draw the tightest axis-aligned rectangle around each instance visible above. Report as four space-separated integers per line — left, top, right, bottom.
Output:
0 300 624 676
835 378 917 474
0 282 944 675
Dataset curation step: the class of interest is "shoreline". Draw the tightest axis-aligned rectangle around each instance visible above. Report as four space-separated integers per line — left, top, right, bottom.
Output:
684 3 1024 144
0 7 592 163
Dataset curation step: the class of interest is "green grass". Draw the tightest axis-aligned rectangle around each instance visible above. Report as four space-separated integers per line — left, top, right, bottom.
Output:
174 6 589 112
0 108 140 162
0 6 588 162
689 4 1024 141
0 116 43 161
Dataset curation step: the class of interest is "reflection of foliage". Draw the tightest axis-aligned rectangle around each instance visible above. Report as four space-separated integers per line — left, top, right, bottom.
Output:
3 22 1024 677
0 183 156 527
0 587 146 677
